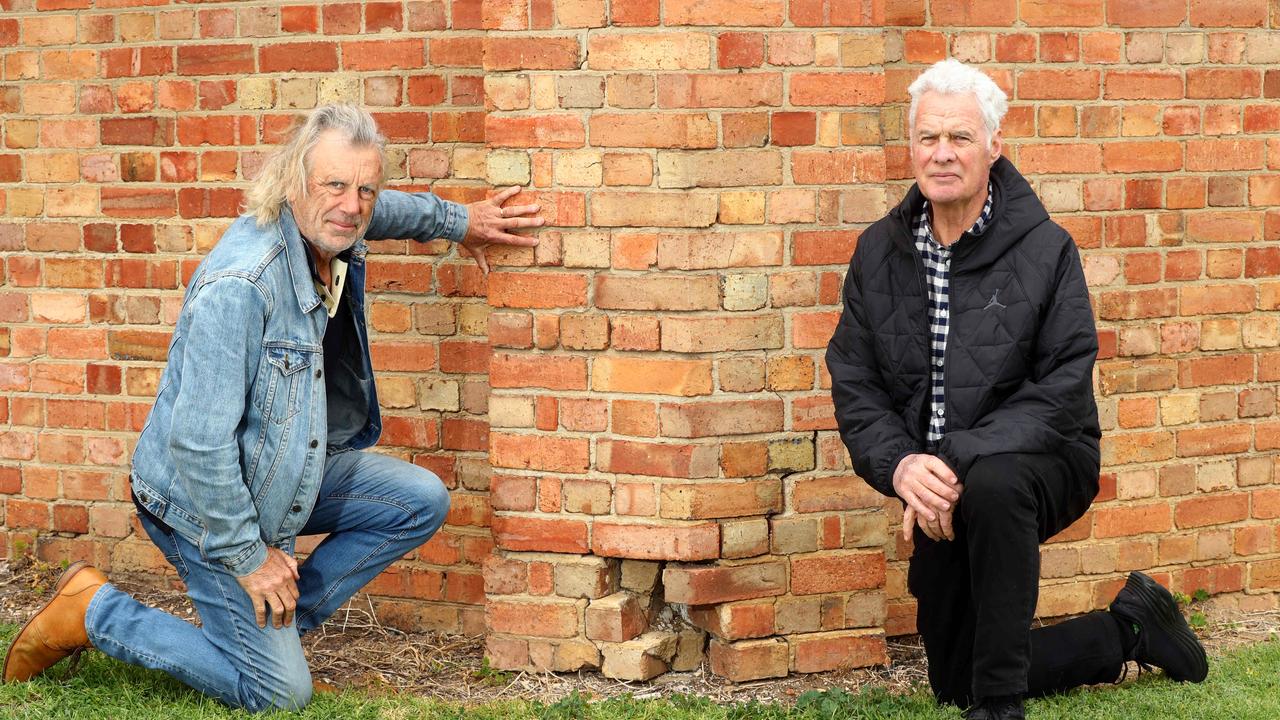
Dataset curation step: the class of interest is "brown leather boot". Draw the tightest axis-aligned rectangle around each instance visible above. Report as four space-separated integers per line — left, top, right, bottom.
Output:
3 561 108 682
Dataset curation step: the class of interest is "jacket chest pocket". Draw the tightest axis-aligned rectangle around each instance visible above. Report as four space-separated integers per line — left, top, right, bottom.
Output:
253 344 316 424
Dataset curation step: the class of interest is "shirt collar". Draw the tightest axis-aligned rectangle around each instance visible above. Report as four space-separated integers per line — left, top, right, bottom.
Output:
919 181 995 249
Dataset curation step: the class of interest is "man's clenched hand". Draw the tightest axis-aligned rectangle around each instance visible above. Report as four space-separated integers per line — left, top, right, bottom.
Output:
894 453 961 542
460 186 544 273
236 547 300 629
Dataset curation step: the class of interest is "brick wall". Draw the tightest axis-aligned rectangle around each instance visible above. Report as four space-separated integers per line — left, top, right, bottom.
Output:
2 0 1279 683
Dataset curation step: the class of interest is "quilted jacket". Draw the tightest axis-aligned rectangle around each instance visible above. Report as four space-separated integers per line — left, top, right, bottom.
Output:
826 157 1101 498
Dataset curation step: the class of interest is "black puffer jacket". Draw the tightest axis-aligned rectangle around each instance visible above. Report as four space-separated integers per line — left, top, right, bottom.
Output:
825 157 1101 497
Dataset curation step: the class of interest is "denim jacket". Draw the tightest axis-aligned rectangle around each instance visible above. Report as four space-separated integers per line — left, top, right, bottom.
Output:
130 190 467 577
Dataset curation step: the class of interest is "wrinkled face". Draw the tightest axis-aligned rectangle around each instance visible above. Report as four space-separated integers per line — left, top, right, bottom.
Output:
910 91 1002 210
290 129 383 261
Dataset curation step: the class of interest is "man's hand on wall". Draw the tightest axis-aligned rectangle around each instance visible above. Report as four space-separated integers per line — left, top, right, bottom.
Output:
894 453 962 542
236 547 301 629
460 186 544 274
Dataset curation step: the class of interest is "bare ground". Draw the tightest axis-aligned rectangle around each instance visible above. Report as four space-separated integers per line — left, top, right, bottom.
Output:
2 557 1275 707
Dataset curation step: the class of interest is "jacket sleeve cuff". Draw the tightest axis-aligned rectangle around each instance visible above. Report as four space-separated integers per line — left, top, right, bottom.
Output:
221 541 269 578
441 200 469 243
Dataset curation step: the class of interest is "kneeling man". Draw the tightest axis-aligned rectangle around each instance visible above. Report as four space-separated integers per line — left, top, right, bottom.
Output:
826 60 1207 719
4 104 541 711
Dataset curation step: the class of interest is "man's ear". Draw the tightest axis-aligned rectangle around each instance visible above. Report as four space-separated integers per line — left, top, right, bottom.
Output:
989 128 1003 164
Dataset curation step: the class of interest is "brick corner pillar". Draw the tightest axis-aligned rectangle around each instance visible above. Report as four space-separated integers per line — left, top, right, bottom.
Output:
476 0 892 681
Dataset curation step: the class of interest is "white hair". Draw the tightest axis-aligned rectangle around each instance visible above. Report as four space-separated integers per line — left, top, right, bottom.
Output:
245 104 387 226
907 59 1008 147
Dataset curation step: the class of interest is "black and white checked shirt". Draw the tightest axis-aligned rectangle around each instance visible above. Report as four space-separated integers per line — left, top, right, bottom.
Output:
915 184 994 448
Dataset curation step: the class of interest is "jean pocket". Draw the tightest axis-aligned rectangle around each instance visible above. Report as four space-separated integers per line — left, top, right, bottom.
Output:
252 344 316 425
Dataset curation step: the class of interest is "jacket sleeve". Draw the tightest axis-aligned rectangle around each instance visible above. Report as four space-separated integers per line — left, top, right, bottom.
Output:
365 188 469 243
935 238 1098 478
167 275 269 577
825 245 923 498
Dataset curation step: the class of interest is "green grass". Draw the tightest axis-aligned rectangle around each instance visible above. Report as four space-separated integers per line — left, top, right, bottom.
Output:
1 623 1276 719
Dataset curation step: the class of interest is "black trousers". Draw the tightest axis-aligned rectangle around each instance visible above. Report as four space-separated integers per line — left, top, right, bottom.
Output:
907 450 1126 707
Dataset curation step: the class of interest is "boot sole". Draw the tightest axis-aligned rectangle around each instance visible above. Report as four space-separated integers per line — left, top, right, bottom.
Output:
2 561 91 682
1126 571 1208 683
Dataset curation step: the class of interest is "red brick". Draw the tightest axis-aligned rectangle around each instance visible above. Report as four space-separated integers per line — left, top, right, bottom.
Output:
1176 493 1250 528
789 73 884 106
930 0 1015 26
1176 424 1253 457
659 479 782 519
1094 503 1172 538
177 44 254 75
490 432 589 473
708 638 788 681
789 630 887 673
483 37 580 71
487 598 581 638
666 0 785 26
688 600 775 640
492 515 589 554
486 115 586 148
488 272 588 308
1190 0 1267 27
341 39 424 70
718 32 764 68
100 117 174 147
658 73 783 108
1107 0 1186 25
1102 142 1182 173
663 560 786 604
259 42 338 72
591 521 720 560
790 552 884 595
1104 70 1184 100
1188 68 1261 99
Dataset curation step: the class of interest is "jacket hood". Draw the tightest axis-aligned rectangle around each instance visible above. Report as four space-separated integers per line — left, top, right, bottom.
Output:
887 156 1052 271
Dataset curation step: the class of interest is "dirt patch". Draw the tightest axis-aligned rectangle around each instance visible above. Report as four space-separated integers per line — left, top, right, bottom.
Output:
2 558 1275 706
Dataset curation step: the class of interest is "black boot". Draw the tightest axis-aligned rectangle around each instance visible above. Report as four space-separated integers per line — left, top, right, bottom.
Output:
1108 571 1208 683
964 695 1024 720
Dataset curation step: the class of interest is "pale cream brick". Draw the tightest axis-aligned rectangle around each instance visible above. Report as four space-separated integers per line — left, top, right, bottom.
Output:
815 33 840 66
488 150 532 186
318 76 359 104
554 150 603 187
722 274 767 311
490 395 535 427
1196 461 1235 493
458 304 489 335
238 78 275 109
719 191 766 224
840 33 885 67
532 76 557 110
1166 33 1205 64
420 379 460 412
1160 393 1198 426
562 231 610 268
453 148 489 180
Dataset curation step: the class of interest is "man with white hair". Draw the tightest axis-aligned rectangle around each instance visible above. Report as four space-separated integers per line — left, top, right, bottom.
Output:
4 104 541 711
827 60 1207 719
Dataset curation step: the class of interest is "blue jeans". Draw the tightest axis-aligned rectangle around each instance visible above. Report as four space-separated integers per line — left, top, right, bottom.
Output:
84 451 449 712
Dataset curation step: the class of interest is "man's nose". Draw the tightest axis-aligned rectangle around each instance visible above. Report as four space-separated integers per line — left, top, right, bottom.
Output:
934 139 956 162
338 187 361 215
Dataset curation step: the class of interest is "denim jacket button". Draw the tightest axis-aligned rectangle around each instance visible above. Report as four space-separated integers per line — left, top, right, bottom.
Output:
291 504 302 513
138 492 148 504
315 369 322 379
309 439 318 448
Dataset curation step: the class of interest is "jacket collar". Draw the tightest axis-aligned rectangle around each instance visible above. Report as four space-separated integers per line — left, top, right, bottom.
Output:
278 205 324 315
889 156 1051 270
277 204 370 314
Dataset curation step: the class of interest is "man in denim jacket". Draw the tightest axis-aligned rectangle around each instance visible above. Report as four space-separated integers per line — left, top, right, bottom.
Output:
3 105 542 711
